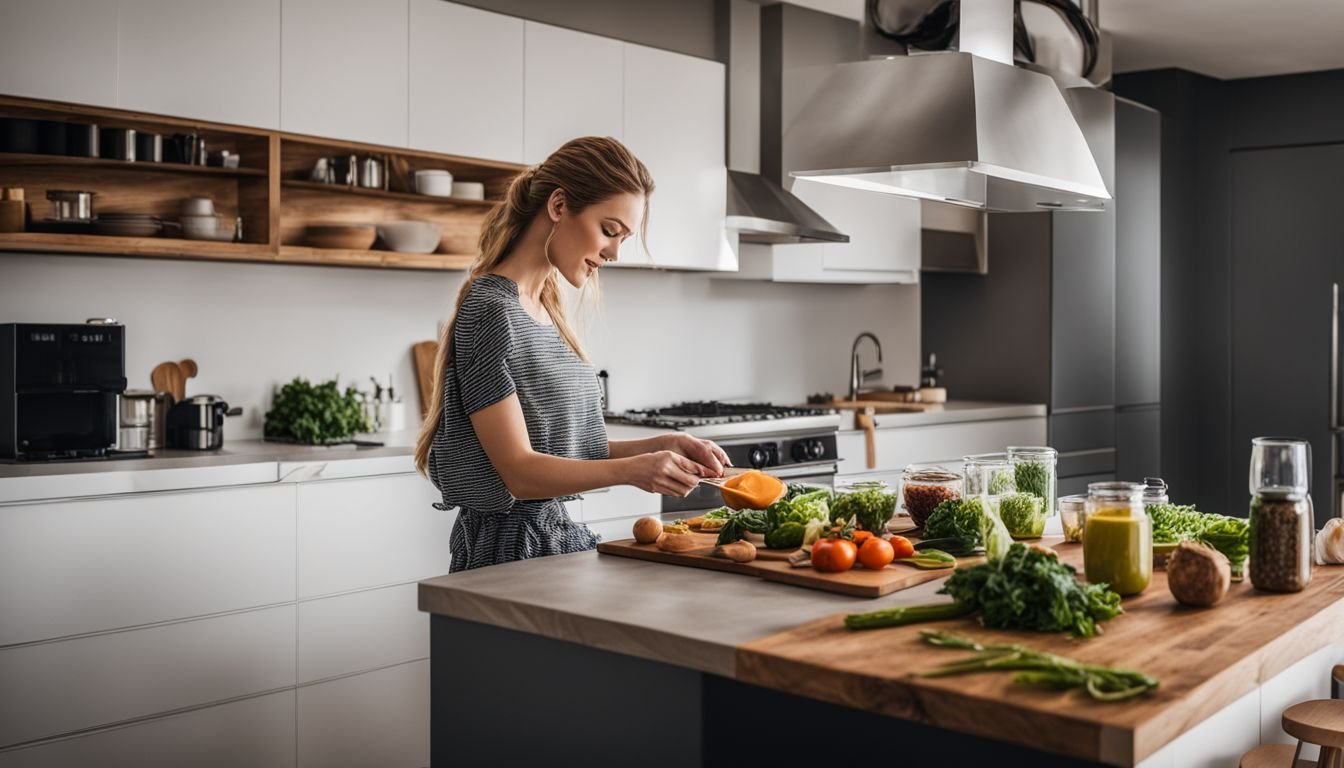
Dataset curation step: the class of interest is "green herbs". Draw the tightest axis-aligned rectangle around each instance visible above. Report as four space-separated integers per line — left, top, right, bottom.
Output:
923 497 985 543
762 488 831 548
987 468 1017 495
1146 503 1251 578
714 509 767 546
264 377 370 445
919 631 1158 702
998 493 1046 538
1014 461 1050 499
1147 503 1206 543
1198 515 1250 578
831 481 900 533
941 543 1123 638
843 602 975 630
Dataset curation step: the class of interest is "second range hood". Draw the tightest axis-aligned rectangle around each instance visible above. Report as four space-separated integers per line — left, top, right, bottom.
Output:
782 2 1110 212
726 170 849 244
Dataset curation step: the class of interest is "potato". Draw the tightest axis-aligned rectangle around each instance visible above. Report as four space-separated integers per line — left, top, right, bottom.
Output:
713 539 757 563
632 516 662 544
1167 540 1231 607
656 532 700 553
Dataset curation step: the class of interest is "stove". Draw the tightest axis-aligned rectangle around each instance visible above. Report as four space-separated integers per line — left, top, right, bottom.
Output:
610 401 844 514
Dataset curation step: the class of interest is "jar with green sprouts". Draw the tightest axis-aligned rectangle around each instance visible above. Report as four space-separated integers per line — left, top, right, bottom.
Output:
1008 446 1058 520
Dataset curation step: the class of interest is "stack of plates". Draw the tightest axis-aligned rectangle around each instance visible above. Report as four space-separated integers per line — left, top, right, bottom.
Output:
95 213 163 237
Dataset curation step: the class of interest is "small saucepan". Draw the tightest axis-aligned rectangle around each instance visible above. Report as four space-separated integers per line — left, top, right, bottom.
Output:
167 394 242 451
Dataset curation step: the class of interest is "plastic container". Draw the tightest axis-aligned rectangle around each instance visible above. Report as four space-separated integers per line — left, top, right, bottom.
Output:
1248 437 1313 592
962 453 1016 497
1007 446 1058 518
1083 481 1152 596
1059 493 1087 543
901 466 962 527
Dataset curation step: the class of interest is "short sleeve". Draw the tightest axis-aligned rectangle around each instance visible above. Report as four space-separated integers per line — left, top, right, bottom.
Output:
454 298 517 415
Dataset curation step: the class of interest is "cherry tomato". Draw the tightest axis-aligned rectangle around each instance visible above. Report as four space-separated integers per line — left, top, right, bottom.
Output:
889 535 915 559
852 530 875 548
857 537 895 570
812 537 858 573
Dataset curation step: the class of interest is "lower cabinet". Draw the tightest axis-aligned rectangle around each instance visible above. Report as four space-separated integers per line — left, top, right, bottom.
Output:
297 660 430 768
835 418 1049 475
298 583 427 684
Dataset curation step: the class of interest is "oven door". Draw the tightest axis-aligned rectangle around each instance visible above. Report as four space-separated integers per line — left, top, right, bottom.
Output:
660 460 837 516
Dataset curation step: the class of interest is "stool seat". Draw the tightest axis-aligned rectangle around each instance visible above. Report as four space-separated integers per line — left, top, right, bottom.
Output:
1240 743 1315 768
1284 700 1344 750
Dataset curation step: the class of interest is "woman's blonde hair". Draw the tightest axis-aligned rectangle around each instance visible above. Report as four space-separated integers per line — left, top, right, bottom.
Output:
415 136 654 474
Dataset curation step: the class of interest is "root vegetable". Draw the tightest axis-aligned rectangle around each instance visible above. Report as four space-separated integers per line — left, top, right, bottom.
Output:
1167 540 1231 607
656 532 700 553
713 539 757 563
633 517 663 544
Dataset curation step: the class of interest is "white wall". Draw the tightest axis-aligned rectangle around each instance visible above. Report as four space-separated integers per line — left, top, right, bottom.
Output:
0 254 918 438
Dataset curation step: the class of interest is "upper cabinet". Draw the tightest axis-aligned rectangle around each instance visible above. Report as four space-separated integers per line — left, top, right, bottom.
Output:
119 0 281 129
619 43 733 272
522 22 623 164
0 0 118 108
409 0 524 163
281 0 408 146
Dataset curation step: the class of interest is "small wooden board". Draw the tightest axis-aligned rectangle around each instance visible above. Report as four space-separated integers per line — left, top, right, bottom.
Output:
597 534 981 598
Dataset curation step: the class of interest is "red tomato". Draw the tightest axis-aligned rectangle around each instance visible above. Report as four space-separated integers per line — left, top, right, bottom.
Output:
858 537 896 570
852 530 875 548
889 535 915 560
812 537 858 573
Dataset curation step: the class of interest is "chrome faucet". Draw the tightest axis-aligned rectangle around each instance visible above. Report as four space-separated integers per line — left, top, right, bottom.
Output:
849 332 883 401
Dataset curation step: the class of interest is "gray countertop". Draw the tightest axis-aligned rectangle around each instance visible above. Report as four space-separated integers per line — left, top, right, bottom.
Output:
837 400 1047 431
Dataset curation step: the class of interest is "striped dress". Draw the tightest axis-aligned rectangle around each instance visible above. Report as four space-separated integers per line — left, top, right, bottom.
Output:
428 274 607 572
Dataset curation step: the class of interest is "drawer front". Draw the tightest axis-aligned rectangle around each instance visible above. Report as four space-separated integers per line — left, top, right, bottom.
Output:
0 484 296 646
0 462 279 504
298 583 427 684
1049 408 1116 453
577 485 659 523
837 418 1048 473
1058 448 1117 478
0 605 296 748
0 691 295 768
298 473 456 598
297 660 429 768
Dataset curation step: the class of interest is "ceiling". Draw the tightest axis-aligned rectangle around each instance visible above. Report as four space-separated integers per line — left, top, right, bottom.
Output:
1104 0 1344 80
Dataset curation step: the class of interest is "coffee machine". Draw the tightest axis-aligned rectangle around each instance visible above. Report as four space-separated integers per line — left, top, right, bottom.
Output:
1 321 128 460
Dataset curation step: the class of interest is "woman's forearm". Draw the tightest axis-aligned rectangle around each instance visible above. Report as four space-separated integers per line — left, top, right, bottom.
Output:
607 435 669 459
498 450 634 500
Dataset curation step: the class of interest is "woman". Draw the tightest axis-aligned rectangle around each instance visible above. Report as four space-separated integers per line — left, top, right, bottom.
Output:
414 137 730 572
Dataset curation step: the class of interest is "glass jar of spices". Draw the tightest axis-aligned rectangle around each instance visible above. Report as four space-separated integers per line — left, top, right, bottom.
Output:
1083 481 1152 596
1059 493 1087 543
1008 446 1058 518
1248 437 1313 592
962 453 1016 497
901 466 962 528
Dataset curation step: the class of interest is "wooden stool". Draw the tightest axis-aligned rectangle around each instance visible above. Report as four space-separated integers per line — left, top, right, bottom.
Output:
1239 743 1314 768
1283 699 1344 768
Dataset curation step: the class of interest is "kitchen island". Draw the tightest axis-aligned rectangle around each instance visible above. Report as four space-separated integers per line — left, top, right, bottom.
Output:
419 541 1344 767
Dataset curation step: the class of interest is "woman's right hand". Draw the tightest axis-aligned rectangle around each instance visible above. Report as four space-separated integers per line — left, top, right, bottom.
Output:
626 450 706 497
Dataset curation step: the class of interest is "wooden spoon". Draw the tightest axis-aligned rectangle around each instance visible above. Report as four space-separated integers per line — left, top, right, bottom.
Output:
177 358 198 399
150 362 178 396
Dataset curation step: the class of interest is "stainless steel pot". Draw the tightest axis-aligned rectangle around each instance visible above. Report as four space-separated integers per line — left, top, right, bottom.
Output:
357 156 384 189
119 389 156 427
46 189 95 221
167 394 241 451
117 425 149 451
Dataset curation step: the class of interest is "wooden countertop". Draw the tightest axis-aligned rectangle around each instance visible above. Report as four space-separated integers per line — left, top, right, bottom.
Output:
419 539 1344 766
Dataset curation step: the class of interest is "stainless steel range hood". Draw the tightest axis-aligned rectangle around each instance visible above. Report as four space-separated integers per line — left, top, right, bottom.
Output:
726 170 849 244
783 1 1110 212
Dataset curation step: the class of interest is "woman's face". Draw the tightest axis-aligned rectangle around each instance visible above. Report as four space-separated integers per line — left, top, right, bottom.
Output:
546 191 644 288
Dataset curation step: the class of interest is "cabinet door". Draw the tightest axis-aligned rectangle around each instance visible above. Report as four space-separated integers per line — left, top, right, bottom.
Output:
281 0 408 146
619 43 733 271
0 0 118 108
522 22 623 164
297 583 427 684
1115 99 1161 406
1052 206 1116 410
119 0 281 128
785 179 920 282
1116 406 1161 484
297 661 429 768
409 0 524 162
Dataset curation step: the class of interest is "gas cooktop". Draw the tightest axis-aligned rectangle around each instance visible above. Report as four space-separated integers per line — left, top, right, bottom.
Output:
609 401 841 438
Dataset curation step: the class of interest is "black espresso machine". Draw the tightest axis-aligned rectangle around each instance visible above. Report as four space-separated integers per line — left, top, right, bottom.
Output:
1 321 128 460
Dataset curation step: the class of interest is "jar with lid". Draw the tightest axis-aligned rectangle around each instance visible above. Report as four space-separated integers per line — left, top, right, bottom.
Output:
1008 446 1058 518
1248 437 1313 592
901 466 962 528
1141 477 1169 507
962 453 1016 496
1082 481 1152 596
1059 494 1087 543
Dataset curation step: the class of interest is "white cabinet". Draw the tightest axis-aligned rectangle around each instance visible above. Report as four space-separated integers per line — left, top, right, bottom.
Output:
298 583 427 684
522 22 623 164
0 691 295 768
733 180 921 284
835 417 1048 477
576 484 659 523
0 484 297 646
297 660 429 768
618 43 733 271
296 472 454 598
0 0 118 108
0 606 296 748
281 0 408 146
118 0 281 128
409 0 524 162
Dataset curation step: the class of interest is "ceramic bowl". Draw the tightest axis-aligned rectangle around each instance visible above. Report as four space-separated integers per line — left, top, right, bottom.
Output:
305 223 377 250
414 170 454 197
179 214 220 238
376 220 440 254
451 181 485 200
180 197 215 217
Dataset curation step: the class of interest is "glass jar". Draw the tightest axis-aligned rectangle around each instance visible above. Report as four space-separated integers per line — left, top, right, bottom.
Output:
1248 437 1313 592
1059 494 1087 543
1083 481 1152 596
1007 446 1058 518
963 453 1016 497
1142 477 1169 507
901 466 962 528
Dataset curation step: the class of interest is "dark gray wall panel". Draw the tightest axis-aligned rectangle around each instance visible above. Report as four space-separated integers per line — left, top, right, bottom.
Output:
1116 405 1161 483
1051 209 1116 410
1115 99 1162 407
1059 472 1115 497
1058 449 1116 478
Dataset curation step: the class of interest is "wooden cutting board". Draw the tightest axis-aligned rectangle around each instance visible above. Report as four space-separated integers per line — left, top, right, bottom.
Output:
597 534 982 598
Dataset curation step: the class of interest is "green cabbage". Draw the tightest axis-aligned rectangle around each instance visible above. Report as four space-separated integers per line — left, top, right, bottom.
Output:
831 481 900 532
762 489 831 548
923 498 984 543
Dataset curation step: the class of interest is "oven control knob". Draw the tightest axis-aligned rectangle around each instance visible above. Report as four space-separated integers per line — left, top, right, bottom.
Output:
749 444 771 469
792 438 826 462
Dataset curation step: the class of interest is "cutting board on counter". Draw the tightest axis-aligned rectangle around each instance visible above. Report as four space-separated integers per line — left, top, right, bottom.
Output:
597 535 982 598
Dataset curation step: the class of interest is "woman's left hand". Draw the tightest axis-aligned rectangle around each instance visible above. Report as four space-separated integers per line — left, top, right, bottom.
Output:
660 433 730 477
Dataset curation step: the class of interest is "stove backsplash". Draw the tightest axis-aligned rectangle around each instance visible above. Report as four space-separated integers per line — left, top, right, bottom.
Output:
1 254 919 438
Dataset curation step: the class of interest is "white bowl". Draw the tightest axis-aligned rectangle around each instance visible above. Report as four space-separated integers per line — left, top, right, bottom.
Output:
415 170 454 197
179 214 219 238
452 181 485 200
180 197 215 217
376 220 440 254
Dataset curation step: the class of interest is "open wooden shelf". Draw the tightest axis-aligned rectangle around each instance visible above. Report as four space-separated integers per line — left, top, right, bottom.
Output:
0 95 523 271
0 152 267 177
281 179 496 208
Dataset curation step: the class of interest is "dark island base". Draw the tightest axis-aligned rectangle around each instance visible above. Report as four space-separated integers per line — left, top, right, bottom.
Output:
431 615 1105 767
